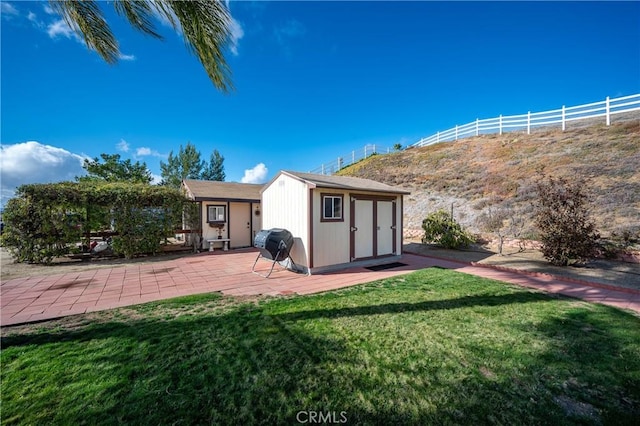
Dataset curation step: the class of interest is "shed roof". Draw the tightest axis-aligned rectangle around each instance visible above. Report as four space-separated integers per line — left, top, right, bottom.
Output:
182 179 263 202
276 171 411 195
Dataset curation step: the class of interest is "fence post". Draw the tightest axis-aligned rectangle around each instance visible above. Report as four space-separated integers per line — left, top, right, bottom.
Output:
499 115 503 135
373 144 376 154
321 164 325 175
455 125 458 140
338 157 343 170
437 131 440 143
476 119 479 136
364 145 368 158
527 111 531 135
352 150 355 163
606 96 610 126
562 105 566 131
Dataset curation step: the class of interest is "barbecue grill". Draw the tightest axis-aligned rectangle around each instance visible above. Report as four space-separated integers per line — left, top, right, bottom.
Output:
252 228 296 277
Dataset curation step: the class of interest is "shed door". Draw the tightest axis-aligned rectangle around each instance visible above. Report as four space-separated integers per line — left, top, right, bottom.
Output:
377 201 394 256
229 202 251 248
353 199 374 259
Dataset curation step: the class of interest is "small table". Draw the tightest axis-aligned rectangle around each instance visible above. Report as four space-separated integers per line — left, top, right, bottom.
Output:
207 238 230 252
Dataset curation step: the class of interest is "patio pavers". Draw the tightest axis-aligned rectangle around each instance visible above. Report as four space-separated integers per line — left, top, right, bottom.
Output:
1 249 638 327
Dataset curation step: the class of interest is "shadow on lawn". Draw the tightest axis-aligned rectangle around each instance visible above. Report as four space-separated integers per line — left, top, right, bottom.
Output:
275 291 550 322
2 292 640 425
472 306 640 425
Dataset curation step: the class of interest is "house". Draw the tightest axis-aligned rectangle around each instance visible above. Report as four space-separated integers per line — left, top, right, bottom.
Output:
261 171 410 274
182 179 263 250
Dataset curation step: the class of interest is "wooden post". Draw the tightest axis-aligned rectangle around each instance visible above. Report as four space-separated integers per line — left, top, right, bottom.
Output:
499 115 503 135
527 111 531 135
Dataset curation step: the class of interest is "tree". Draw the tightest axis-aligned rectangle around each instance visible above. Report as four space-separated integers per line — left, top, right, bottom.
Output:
48 0 233 91
160 142 204 188
477 202 527 255
533 175 600 266
201 149 226 181
393 143 403 151
422 209 474 249
77 153 152 184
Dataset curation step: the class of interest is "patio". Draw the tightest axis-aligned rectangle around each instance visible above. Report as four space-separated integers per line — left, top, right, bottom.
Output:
1 249 638 326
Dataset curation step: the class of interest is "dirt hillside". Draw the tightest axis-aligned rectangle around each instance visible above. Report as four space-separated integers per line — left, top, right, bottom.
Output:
337 118 640 241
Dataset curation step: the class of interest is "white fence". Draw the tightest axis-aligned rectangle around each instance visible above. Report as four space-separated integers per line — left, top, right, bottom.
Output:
308 143 399 175
309 93 640 175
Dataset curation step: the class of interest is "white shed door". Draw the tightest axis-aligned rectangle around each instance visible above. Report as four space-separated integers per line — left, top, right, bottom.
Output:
377 201 394 256
229 202 251 248
354 199 374 259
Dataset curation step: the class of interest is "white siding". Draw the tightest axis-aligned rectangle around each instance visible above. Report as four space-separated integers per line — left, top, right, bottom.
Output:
312 190 351 268
262 174 309 267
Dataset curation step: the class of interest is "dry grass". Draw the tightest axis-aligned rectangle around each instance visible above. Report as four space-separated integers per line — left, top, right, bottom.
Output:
339 119 640 239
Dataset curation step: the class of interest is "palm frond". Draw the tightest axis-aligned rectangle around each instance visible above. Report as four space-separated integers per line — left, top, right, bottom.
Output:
113 0 163 39
154 0 233 92
49 0 119 64
48 0 234 92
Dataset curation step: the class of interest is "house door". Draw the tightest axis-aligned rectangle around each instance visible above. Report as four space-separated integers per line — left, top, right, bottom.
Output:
377 201 394 256
351 196 397 261
353 199 374 259
229 202 251 248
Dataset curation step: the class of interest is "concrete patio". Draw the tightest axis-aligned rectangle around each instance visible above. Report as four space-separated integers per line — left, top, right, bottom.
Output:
1 249 639 326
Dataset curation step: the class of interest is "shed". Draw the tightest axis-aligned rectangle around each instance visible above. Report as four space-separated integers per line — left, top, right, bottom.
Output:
261 171 410 273
182 179 263 250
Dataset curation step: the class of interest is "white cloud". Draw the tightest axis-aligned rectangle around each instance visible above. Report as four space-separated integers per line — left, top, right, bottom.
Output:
47 18 81 42
27 11 36 22
116 139 130 152
43 5 55 15
135 147 164 158
119 53 136 61
0 141 88 205
1 2 18 17
241 163 268 184
151 174 163 185
229 17 244 56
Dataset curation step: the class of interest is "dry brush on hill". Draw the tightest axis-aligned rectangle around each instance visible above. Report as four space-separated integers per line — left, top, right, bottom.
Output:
338 119 640 247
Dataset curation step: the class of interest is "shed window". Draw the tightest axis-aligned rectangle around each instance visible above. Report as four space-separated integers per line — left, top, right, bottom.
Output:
208 205 226 223
321 194 343 222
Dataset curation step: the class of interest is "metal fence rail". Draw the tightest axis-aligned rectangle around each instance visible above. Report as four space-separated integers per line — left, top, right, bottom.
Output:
309 93 640 175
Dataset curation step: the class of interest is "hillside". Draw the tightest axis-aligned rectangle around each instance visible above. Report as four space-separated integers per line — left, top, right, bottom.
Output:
337 119 640 241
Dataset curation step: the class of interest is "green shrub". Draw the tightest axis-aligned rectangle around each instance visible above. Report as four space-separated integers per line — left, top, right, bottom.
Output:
1 182 190 263
422 210 475 249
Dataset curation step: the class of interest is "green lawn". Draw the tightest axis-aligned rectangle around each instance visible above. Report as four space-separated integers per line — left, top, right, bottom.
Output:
2 268 639 425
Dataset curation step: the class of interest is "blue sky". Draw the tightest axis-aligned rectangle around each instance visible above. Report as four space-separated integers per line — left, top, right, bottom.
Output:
1 1 639 204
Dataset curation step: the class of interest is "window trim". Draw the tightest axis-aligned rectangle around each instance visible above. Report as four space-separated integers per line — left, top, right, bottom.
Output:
207 205 226 223
320 193 344 222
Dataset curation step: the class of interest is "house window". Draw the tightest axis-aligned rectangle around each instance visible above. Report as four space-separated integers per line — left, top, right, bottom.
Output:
321 194 343 222
208 205 226 223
